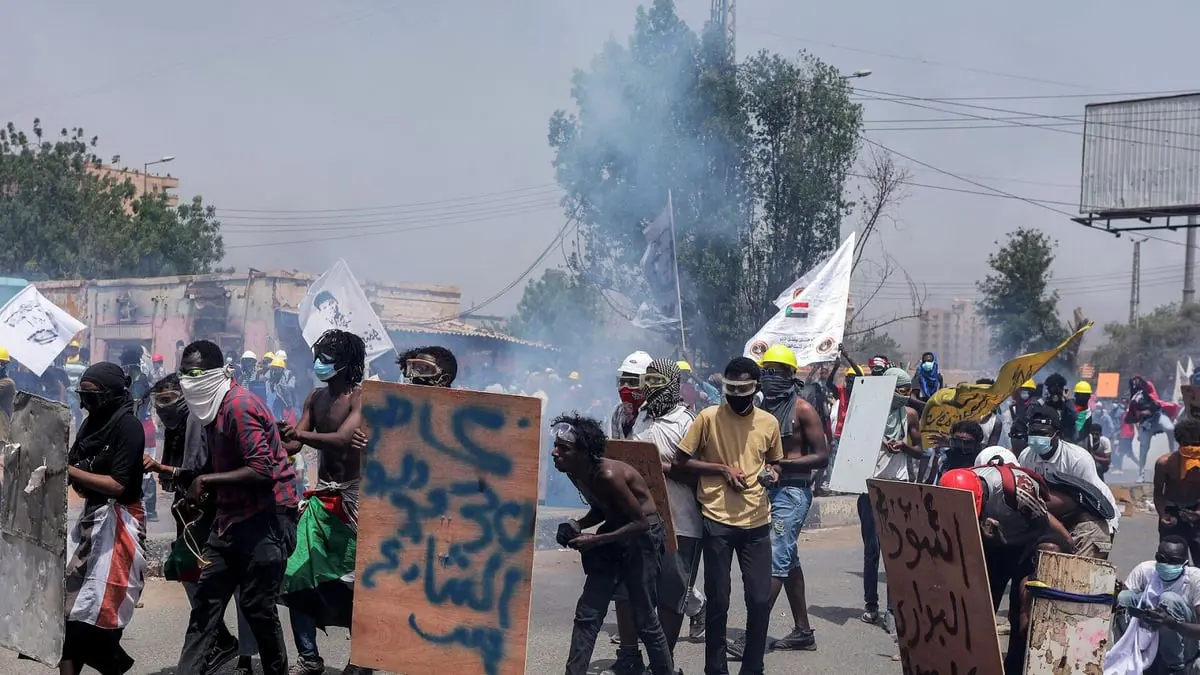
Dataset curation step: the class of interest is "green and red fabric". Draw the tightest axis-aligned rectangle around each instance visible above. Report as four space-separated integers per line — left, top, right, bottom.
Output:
280 488 358 629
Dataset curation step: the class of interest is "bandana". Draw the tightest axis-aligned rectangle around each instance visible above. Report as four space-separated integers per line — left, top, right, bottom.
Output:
180 366 233 425
758 369 798 437
1181 446 1200 479
641 359 682 419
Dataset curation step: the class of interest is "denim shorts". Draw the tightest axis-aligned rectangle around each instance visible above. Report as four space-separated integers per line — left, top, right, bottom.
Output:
769 485 813 577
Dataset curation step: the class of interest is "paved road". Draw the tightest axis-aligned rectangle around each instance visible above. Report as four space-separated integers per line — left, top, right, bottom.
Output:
1 513 1159 674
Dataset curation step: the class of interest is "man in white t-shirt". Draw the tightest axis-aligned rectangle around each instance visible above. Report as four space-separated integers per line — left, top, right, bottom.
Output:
1111 536 1200 671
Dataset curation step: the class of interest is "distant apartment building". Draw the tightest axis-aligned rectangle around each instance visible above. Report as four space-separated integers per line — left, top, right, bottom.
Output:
917 299 990 371
90 164 180 209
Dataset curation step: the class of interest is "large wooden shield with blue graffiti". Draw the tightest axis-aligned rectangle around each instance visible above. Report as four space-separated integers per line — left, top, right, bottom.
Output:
351 381 541 675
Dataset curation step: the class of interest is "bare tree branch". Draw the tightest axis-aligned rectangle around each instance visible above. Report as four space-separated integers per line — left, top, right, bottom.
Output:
851 145 911 276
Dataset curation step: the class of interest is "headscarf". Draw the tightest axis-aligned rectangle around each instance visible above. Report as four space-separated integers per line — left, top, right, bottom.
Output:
641 358 682 419
916 353 940 398
884 367 912 441
759 366 799 437
69 362 135 467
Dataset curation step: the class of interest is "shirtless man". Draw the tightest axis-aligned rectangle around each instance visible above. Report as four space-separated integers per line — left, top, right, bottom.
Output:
279 329 372 675
553 413 676 675
1155 418 1200 564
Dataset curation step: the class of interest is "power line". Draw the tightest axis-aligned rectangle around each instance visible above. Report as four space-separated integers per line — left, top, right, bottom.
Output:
218 198 561 232
853 90 1196 103
215 183 559 216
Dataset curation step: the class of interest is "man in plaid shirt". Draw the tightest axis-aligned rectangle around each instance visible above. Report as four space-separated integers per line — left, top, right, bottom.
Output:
176 340 300 675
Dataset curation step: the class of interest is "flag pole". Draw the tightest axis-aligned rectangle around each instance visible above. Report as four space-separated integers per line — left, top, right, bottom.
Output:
667 189 687 352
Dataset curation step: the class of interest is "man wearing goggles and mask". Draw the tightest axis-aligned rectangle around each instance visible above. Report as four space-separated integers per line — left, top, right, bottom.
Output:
1017 405 1119 560
674 357 784 675
937 420 986 477
396 345 457 388
551 414 677 675
610 351 653 440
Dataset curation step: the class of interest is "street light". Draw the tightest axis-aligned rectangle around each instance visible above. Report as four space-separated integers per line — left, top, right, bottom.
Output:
143 155 175 195
841 69 873 80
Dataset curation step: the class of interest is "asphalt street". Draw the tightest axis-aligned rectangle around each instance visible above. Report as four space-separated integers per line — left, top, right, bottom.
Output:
0 512 1160 675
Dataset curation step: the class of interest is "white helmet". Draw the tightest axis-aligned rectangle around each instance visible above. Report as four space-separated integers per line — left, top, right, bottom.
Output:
275 349 288 361
241 350 257 360
975 446 1020 467
618 351 653 376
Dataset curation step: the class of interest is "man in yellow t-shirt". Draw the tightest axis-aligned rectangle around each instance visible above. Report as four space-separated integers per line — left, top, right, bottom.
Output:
675 356 783 675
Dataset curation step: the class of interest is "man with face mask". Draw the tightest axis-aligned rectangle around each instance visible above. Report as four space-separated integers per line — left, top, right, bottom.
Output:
867 355 890 377
859 368 925 631
1011 379 1038 422
938 420 986 476
1108 536 1200 672
609 351 653 440
176 340 300 675
279 329 374 675
396 345 458 388
674 357 783 675
1018 405 1120 559
914 352 942 402
1040 373 1079 442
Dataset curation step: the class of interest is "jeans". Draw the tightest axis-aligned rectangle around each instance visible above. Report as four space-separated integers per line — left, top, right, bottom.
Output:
181 583 259 656
701 517 772 675
769 486 813 577
857 494 882 610
565 518 674 675
142 475 158 518
177 507 298 675
1140 413 1179 468
290 609 320 661
1115 589 1200 669
678 535 705 617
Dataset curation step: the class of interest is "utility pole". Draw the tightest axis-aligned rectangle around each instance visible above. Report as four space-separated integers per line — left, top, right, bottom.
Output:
1184 215 1198 304
711 0 735 59
1131 237 1147 325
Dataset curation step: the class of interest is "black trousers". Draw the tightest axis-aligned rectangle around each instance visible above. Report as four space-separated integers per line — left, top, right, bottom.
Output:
565 518 675 675
701 517 772 675
177 507 297 675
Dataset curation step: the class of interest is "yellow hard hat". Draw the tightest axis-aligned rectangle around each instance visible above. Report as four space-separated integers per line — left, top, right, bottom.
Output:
569 371 580 380
264 351 275 361
1074 381 1093 395
270 357 286 368
845 367 857 376
0 347 9 361
677 360 692 372
759 344 798 370
69 339 81 348
1021 379 1036 389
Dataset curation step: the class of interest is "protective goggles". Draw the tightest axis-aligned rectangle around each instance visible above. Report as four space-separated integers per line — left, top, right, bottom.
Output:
152 390 183 407
895 387 912 397
616 373 642 389
720 377 758 397
639 372 670 389
551 422 578 445
403 358 441 379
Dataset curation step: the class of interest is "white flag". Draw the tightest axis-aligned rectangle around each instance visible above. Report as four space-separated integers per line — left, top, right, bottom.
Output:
744 232 855 367
0 285 86 376
298 259 395 361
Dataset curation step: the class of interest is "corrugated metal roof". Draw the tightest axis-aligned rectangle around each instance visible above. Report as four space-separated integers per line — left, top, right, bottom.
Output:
385 319 554 350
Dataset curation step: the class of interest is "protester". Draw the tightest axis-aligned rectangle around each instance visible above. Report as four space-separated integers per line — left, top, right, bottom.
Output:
859 368 924 632
610 351 653 439
976 446 1020 466
62 362 148 675
938 420 986 476
866 355 890 377
1080 422 1112 480
746 345 828 654
264 357 294 423
397 345 458 387
239 351 259 383
1127 376 1180 481
1155 419 1200 564
553 414 676 675
819 356 863 493
144 374 259 675
938 466 1073 674
678 360 718 413
604 358 701 673
975 378 1005 447
1011 379 1038 424
1072 381 1094 437
1014 404 1117 563
150 353 168 382
674 356 783 675
279 329 374 675
914 351 942 402
120 346 158 522
176 340 300 675
1107 536 1200 673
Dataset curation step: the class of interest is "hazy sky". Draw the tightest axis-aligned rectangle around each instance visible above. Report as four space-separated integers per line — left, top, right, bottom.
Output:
4 0 1197 351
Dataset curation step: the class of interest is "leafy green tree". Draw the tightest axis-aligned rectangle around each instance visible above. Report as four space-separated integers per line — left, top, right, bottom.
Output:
504 268 606 349
0 120 223 280
548 0 861 362
1091 303 1200 387
976 227 1068 358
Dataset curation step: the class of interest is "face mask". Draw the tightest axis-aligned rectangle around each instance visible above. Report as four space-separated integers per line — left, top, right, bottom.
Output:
180 367 233 425
1157 562 1186 582
618 387 642 407
1075 394 1091 408
313 358 339 382
920 362 934 371
1028 435 1054 457
1019 390 1031 401
760 370 794 399
78 391 110 413
0 363 8 379
891 393 909 410
725 393 755 415
155 399 188 429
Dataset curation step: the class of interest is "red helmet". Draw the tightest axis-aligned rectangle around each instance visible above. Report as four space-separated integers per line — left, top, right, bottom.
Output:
939 469 984 516
152 353 164 363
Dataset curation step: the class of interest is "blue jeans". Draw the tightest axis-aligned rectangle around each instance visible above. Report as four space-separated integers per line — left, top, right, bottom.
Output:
769 486 813 578
1115 589 1199 669
290 609 320 661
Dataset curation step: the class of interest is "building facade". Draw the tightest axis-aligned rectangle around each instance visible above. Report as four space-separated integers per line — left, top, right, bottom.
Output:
917 299 990 372
90 164 180 209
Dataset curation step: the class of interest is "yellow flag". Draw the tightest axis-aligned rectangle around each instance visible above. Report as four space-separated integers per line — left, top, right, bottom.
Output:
919 323 1092 448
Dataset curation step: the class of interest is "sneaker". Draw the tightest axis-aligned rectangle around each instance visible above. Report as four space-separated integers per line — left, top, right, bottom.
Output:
688 607 706 642
771 628 816 651
726 636 745 661
204 636 239 674
881 610 895 636
608 646 645 675
288 657 325 675
996 618 1010 636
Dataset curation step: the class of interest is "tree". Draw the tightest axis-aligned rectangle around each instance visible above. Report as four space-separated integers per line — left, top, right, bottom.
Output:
845 328 903 367
1091 303 1200 387
504 268 606 349
0 120 223 280
548 0 862 362
976 227 1068 359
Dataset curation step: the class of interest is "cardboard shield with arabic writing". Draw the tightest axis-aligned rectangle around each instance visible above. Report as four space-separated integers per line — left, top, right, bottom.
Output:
0 393 70 665
351 382 541 675
605 440 677 552
867 479 1003 675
